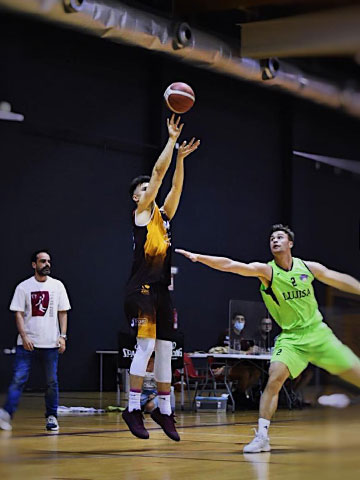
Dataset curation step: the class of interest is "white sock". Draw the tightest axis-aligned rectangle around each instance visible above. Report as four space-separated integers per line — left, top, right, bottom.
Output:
258 418 270 437
128 390 141 412
158 393 172 415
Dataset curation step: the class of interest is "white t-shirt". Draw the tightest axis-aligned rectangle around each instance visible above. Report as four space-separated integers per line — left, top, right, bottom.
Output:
10 276 71 348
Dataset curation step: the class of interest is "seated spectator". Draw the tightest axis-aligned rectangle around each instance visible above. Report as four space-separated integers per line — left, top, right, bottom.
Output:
230 313 246 350
217 313 248 350
253 317 275 353
214 313 260 396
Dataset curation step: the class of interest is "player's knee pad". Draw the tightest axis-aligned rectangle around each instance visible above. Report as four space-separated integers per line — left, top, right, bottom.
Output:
129 337 155 377
154 339 172 383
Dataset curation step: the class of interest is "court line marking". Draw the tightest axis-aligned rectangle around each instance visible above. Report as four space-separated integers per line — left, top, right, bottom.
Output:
7 448 307 466
6 418 299 439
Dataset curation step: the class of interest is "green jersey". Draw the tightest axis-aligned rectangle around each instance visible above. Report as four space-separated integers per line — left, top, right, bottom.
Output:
260 257 323 331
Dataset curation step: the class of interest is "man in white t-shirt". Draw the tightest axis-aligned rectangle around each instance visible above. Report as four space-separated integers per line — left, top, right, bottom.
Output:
0 250 71 432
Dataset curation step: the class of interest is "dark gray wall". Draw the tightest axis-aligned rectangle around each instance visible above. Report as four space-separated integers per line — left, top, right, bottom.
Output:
1 13 359 390
291 102 360 304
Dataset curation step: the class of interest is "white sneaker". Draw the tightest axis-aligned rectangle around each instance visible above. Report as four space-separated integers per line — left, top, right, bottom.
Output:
46 415 59 431
0 408 12 431
243 429 271 453
318 394 351 408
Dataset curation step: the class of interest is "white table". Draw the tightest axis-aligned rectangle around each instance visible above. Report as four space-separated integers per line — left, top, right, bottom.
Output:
189 352 271 361
187 352 272 412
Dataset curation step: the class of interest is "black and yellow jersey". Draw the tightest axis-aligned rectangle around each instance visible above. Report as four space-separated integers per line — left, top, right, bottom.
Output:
126 204 172 293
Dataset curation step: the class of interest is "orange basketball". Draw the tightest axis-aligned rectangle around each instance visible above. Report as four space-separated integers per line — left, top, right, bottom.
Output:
164 82 195 114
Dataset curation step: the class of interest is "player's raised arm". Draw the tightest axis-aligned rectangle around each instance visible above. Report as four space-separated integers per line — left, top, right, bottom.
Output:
175 249 272 281
137 114 183 213
162 137 200 220
305 261 360 295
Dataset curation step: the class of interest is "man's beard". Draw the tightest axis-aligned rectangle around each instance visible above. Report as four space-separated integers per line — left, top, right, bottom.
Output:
37 267 50 276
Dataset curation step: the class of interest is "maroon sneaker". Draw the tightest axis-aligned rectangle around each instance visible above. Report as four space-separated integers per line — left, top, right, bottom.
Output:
122 408 149 439
150 408 180 442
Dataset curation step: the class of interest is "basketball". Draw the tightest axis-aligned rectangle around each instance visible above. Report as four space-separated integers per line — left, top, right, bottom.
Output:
164 82 195 114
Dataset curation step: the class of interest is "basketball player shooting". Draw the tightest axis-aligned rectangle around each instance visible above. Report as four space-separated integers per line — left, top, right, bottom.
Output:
122 114 200 441
176 224 360 452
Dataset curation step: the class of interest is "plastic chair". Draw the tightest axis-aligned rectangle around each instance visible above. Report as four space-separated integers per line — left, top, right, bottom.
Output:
203 355 234 403
174 353 209 410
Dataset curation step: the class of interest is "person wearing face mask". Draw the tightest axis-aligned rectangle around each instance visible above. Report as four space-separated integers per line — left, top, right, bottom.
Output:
232 314 246 345
216 313 247 350
234 316 245 333
228 313 261 393
214 313 260 397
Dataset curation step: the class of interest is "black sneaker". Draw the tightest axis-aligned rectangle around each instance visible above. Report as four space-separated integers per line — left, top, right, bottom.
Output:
122 408 149 439
150 408 180 442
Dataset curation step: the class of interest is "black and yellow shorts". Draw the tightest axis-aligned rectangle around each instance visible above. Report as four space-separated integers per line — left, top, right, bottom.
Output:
124 283 175 341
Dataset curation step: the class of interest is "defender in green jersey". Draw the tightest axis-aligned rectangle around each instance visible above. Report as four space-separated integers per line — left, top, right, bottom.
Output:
176 224 360 453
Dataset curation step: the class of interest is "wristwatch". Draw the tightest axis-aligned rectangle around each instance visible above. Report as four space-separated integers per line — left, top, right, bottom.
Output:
60 334 67 340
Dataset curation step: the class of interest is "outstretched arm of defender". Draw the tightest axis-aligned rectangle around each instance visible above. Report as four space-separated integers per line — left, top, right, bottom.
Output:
163 137 200 220
175 249 272 280
305 261 360 295
137 114 183 213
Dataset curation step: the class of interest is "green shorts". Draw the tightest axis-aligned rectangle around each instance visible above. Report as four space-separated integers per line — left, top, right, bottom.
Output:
271 322 360 379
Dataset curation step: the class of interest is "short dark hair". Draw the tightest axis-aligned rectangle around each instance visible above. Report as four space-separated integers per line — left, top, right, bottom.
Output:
129 175 151 198
31 250 51 263
270 224 295 243
261 317 272 325
232 312 245 321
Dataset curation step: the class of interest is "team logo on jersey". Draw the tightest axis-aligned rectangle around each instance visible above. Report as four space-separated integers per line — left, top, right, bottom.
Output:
282 288 311 301
130 316 148 327
31 291 49 316
299 274 309 281
141 284 150 295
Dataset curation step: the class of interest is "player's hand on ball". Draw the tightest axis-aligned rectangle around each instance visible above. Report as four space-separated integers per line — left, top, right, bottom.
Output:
178 137 200 159
167 114 184 140
175 248 198 262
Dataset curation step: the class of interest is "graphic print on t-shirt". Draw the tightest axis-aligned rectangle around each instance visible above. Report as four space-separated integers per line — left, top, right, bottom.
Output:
31 291 49 316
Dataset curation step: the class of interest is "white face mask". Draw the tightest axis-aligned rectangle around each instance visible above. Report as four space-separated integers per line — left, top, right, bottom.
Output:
234 321 245 332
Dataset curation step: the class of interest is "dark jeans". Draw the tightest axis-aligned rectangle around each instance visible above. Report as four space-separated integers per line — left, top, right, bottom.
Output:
3 346 59 418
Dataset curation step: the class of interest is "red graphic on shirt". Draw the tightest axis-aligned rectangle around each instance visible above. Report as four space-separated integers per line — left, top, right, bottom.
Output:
31 291 49 316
